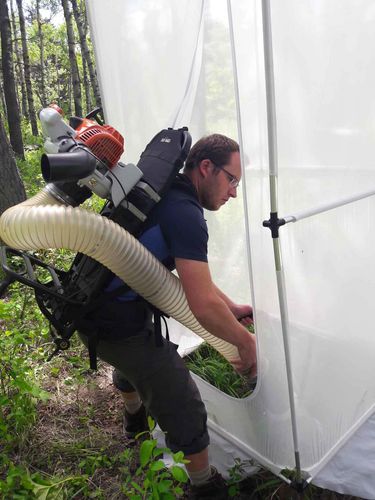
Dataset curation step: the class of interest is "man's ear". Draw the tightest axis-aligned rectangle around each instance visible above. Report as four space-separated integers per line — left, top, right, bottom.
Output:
198 159 211 179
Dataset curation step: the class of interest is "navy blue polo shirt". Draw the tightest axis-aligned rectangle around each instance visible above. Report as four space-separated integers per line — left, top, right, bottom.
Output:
106 174 208 301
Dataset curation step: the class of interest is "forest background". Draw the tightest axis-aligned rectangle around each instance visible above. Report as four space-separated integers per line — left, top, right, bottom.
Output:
0 1 148 498
0 0 100 215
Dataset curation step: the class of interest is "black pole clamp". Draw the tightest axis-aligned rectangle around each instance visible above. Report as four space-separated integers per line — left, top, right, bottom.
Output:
263 212 286 238
290 477 309 493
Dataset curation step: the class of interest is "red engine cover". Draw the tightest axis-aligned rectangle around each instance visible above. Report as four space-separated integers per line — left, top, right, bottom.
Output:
75 118 124 168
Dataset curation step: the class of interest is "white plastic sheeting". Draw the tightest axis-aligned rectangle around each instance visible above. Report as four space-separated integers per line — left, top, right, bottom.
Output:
87 1 375 496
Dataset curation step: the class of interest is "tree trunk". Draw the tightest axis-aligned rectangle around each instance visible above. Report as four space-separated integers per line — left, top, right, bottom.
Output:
82 56 91 113
0 0 24 159
0 112 26 216
70 0 101 109
62 0 82 117
16 0 38 137
10 0 27 120
0 69 7 120
67 73 72 116
35 0 46 107
16 0 38 135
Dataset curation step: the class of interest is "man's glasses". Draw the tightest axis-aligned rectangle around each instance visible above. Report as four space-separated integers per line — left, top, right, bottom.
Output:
211 161 240 188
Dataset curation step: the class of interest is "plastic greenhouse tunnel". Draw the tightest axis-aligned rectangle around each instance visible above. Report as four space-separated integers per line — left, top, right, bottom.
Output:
85 1 375 498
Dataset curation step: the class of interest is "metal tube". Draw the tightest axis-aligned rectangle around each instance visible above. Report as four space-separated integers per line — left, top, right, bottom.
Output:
262 0 278 177
283 187 375 224
262 0 302 482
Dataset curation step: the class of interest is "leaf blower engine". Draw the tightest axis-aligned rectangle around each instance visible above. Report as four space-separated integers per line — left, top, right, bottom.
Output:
40 104 190 229
37 101 191 275
41 104 140 212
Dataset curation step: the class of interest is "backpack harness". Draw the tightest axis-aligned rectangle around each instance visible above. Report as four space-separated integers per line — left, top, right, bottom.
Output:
0 111 192 369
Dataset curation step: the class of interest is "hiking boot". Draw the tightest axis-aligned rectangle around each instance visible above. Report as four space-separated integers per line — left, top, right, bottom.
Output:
189 468 229 499
122 404 148 438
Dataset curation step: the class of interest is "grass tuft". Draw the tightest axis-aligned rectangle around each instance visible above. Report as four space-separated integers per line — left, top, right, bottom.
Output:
185 342 253 398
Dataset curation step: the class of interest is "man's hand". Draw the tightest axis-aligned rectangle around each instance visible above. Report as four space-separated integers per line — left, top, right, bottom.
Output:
232 304 253 327
230 331 257 379
175 259 257 379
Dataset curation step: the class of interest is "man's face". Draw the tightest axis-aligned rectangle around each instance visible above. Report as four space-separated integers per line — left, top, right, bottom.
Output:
201 151 241 211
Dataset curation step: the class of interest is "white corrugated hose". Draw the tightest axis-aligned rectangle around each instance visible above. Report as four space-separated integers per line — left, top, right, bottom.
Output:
0 188 240 361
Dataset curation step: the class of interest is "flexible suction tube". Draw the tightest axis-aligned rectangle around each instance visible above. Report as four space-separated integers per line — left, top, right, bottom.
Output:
0 188 240 362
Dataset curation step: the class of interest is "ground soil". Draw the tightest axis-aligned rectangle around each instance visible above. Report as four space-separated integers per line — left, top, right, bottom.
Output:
21 358 363 500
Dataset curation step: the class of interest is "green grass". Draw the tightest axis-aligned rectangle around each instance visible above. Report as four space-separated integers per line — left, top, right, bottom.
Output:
185 342 253 398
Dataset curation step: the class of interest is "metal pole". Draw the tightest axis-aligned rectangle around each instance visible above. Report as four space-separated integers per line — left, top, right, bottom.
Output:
262 0 302 482
283 187 375 224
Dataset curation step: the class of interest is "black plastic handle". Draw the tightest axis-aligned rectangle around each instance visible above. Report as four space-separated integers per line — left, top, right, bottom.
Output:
0 275 15 298
85 107 104 125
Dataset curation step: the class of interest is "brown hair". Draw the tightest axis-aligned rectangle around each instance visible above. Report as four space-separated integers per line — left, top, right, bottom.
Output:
184 134 239 171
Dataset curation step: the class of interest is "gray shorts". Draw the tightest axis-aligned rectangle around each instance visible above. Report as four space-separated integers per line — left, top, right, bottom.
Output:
79 328 209 455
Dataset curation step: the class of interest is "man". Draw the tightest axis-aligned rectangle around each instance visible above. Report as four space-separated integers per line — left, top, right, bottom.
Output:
80 134 257 499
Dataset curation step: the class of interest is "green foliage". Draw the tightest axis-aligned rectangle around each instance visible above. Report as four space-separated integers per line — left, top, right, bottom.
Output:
28 18 71 111
123 417 189 499
26 6 96 116
17 148 45 198
78 448 113 475
185 342 253 398
21 119 44 148
0 460 87 500
205 19 237 137
0 292 50 455
0 288 69 499
227 457 253 497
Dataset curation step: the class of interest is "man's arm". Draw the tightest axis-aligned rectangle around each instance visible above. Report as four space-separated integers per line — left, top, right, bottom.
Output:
175 258 257 378
213 284 253 326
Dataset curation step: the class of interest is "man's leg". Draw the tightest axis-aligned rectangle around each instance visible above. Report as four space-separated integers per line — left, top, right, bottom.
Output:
115 338 227 497
118 384 215 486
120 390 142 413
186 447 209 472
186 447 211 483
186 448 227 499
84 333 227 497
113 368 141 412
112 368 148 437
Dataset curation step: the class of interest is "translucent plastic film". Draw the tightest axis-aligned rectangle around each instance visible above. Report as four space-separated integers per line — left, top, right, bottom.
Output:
231 0 375 476
86 0 205 162
87 0 375 485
